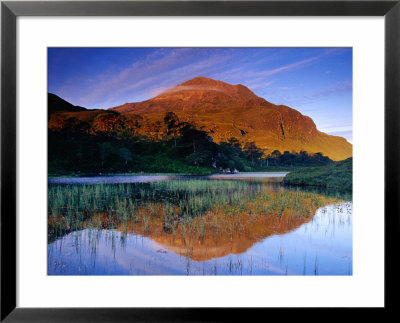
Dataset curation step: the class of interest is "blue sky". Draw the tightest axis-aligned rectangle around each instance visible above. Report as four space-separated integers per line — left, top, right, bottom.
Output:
48 47 352 142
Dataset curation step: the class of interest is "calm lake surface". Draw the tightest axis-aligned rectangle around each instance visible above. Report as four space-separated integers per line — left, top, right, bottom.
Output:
48 174 352 275
48 173 288 185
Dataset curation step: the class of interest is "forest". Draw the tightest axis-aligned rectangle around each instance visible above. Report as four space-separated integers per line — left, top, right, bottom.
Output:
49 111 335 176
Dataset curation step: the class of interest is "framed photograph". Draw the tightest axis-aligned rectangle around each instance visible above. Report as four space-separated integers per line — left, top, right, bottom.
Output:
1 0 399 321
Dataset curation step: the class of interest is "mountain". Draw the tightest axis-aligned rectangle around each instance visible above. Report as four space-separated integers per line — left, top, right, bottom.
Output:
48 93 87 115
109 77 352 161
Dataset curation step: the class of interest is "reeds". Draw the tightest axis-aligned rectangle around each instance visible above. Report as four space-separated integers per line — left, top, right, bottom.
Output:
48 179 343 243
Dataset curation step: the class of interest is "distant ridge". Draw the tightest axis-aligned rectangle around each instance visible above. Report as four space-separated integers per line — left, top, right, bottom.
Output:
48 93 87 115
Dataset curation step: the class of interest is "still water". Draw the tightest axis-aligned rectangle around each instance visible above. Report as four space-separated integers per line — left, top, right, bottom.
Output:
48 174 352 275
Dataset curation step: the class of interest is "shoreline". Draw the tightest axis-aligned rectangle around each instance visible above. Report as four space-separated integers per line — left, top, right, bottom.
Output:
48 172 288 185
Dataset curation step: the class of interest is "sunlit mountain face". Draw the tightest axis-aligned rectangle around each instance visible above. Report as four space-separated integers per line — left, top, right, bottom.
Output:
49 76 351 161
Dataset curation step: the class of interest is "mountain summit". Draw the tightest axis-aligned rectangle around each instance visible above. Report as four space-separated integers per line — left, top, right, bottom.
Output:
111 76 268 114
161 76 260 101
109 77 352 161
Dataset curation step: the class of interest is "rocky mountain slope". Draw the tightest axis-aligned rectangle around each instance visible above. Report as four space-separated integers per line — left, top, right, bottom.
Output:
109 77 352 161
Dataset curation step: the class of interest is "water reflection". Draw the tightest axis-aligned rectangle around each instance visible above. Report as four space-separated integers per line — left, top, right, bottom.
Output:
113 201 326 261
48 202 352 275
48 177 352 275
48 173 286 185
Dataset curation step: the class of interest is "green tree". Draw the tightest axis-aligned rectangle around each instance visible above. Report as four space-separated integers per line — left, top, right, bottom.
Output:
244 142 263 165
179 123 210 154
163 112 180 148
186 152 207 167
118 147 133 165
99 142 114 168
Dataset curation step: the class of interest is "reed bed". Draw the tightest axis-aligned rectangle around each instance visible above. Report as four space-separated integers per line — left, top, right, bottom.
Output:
48 179 342 243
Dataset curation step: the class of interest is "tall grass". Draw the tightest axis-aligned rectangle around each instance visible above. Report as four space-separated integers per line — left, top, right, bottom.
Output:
284 158 352 193
48 179 343 243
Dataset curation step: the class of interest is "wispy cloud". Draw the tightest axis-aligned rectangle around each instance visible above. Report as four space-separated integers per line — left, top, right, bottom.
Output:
51 47 352 116
259 56 319 77
58 48 293 108
49 47 352 139
248 48 342 80
58 48 237 108
260 80 352 108
307 81 352 99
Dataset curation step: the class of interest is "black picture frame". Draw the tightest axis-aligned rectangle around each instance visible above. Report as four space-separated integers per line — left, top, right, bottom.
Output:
1 0 399 321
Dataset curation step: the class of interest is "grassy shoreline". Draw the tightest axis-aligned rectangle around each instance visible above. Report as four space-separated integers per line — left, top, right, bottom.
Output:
48 179 343 242
283 158 352 193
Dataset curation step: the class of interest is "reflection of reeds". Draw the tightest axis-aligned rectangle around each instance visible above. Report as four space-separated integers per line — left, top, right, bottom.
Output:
48 180 343 253
314 255 319 275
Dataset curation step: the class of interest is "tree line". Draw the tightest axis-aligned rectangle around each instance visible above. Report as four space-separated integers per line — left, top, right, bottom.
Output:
49 111 333 175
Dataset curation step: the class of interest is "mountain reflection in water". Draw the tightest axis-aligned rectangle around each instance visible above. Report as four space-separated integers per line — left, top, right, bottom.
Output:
114 206 317 261
48 177 352 275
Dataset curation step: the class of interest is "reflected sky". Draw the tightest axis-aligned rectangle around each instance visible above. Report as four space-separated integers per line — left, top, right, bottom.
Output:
48 202 352 275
